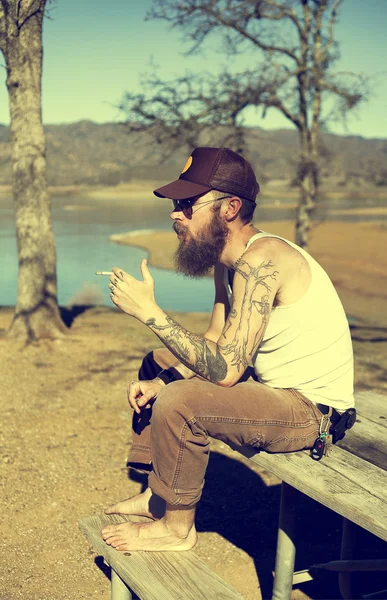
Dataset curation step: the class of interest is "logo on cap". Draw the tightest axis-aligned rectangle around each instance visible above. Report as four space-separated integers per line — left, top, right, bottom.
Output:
181 156 193 174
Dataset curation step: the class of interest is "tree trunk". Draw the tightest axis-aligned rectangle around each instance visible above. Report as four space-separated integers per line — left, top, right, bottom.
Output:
3 8 67 342
295 131 319 249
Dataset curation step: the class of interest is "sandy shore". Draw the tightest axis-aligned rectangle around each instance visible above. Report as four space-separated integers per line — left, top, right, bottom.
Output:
111 220 387 327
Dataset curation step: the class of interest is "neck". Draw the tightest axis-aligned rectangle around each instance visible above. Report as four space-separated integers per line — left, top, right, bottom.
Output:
220 223 261 269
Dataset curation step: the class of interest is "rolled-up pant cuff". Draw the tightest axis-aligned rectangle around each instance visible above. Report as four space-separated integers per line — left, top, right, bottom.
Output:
127 445 152 473
147 471 203 508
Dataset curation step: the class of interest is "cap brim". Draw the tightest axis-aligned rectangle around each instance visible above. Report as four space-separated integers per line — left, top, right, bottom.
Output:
153 179 212 200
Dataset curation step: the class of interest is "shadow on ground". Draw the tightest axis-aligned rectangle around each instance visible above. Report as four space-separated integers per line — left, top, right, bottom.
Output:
59 304 117 328
130 450 387 600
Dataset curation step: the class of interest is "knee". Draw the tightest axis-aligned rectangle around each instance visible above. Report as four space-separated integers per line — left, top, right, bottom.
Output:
153 380 198 422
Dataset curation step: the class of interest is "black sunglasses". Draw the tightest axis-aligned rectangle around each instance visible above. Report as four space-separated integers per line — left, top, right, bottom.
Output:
172 195 231 218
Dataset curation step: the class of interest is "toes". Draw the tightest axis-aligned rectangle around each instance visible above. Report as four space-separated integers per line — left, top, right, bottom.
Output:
116 544 130 553
102 523 132 540
102 525 118 539
104 505 117 514
106 536 123 547
104 504 123 515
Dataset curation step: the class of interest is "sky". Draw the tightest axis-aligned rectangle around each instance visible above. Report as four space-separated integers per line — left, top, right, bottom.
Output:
0 0 386 139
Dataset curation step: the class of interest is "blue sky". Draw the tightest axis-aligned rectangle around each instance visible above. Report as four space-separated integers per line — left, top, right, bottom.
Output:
0 0 386 138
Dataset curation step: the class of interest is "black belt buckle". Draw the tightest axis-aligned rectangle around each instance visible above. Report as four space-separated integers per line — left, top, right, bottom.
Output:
330 408 357 444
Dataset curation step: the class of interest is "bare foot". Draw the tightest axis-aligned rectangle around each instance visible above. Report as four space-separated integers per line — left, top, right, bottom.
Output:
101 518 197 552
104 487 165 520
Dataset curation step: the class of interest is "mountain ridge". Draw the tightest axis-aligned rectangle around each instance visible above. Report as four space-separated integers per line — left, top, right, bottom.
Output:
0 121 386 188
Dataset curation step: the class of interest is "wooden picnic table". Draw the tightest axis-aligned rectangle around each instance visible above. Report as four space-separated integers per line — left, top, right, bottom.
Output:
235 390 387 599
80 390 387 599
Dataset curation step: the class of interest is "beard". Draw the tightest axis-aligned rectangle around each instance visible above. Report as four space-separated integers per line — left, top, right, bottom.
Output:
173 209 229 278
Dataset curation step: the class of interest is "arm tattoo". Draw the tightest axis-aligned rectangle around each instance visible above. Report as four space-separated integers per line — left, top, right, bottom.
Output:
220 259 278 371
145 258 278 384
145 315 228 383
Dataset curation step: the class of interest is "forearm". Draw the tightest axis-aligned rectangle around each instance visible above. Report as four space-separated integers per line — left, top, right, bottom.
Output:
145 308 228 384
172 361 198 380
171 333 217 380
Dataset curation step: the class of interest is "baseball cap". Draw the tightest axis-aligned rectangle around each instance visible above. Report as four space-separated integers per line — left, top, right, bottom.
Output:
153 147 260 202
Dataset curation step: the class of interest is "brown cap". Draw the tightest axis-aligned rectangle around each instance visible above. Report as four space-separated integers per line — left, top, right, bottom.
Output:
153 147 259 202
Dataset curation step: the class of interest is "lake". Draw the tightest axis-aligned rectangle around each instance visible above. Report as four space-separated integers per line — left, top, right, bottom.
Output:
1 193 386 313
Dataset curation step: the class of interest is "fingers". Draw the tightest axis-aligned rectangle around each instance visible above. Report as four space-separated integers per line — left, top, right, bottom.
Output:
128 381 142 414
127 379 161 413
135 392 154 410
112 267 128 281
109 273 121 292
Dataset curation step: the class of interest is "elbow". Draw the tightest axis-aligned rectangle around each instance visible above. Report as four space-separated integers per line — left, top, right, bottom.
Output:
216 365 253 387
216 374 239 388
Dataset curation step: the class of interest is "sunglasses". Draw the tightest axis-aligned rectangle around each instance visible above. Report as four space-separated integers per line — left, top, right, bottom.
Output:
172 195 232 218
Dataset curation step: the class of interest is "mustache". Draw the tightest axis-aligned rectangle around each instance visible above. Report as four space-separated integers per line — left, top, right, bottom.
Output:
173 223 186 235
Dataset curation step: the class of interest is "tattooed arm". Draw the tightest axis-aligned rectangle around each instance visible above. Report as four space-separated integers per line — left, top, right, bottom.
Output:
144 247 281 387
167 262 231 380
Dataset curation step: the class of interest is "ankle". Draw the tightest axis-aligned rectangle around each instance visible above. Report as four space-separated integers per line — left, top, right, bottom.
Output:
163 506 196 538
163 519 192 539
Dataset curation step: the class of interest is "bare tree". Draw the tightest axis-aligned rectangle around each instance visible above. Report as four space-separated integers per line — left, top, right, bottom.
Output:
120 0 367 248
0 0 67 342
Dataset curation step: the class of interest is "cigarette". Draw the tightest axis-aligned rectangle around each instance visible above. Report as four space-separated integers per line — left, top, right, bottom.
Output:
95 271 113 275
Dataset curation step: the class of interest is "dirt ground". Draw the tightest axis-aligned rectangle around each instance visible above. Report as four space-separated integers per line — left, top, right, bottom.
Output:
1 220 387 600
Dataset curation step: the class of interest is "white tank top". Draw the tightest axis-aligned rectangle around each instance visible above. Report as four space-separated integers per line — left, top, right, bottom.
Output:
223 232 354 409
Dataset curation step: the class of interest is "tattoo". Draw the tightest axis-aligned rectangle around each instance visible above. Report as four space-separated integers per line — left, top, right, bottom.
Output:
222 308 237 337
220 259 278 371
145 316 228 383
145 258 278 384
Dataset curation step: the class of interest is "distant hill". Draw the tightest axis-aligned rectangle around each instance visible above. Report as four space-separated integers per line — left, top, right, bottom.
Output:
0 120 386 188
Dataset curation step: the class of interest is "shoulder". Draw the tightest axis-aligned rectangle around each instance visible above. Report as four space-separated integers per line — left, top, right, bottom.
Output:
243 236 305 276
232 241 282 301
245 235 293 261
239 236 289 279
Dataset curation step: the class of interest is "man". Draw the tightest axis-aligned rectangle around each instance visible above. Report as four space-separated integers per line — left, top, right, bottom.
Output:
101 147 354 552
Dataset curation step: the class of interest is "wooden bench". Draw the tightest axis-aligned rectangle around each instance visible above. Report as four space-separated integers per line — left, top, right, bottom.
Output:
79 390 387 600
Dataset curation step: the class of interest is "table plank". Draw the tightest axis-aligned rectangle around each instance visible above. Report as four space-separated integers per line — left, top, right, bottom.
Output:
235 447 387 542
354 391 387 426
337 416 387 471
79 514 245 600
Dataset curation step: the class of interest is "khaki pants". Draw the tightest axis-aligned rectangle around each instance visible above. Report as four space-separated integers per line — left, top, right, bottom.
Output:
128 350 323 508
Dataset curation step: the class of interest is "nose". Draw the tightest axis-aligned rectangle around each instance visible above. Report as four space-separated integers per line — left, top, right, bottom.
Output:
170 208 183 221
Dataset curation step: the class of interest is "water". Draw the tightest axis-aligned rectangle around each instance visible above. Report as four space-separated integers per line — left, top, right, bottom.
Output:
1 195 216 312
1 193 386 312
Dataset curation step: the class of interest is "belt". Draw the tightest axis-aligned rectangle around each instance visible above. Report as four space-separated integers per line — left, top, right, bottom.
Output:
316 404 357 444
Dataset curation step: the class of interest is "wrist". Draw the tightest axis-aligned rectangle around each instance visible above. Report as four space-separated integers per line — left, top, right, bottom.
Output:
156 367 184 385
142 304 164 325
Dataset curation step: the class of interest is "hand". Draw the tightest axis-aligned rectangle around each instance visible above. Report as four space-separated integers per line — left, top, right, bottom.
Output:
128 378 166 414
109 260 157 321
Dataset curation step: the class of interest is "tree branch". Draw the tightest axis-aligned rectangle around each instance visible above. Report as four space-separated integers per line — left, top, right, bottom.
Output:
322 0 343 60
17 0 46 30
310 0 325 141
149 0 301 63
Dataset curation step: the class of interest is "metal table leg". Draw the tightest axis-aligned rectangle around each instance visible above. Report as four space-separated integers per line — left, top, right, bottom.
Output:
339 518 357 599
111 568 133 600
272 482 298 600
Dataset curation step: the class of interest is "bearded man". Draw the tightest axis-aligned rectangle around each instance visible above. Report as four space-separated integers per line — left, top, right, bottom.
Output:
101 147 354 552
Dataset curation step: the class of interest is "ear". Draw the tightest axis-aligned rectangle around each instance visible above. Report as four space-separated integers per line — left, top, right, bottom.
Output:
224 196 242 221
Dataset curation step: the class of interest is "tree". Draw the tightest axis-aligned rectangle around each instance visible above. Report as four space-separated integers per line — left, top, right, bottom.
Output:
0 0 67 342
120 0 367 248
